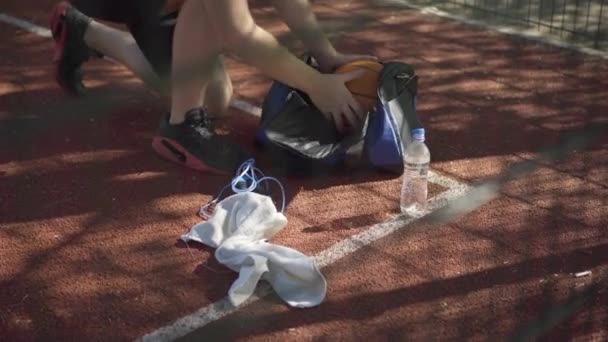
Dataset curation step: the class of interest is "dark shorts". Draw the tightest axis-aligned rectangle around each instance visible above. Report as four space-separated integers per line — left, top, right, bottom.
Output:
70 0 176 79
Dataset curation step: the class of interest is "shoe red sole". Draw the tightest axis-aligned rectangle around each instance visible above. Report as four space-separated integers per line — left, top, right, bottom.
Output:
152 136 231 175
50 1 69 62
50 1 79 96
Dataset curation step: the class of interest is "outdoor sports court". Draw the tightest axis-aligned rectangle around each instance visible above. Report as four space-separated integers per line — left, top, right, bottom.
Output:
1 0 607 340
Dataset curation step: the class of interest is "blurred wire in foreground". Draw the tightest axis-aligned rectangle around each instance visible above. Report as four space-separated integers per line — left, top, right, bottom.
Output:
425 122 607 225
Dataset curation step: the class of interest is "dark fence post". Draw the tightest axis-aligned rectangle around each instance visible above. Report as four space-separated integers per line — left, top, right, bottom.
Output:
595 0 605 48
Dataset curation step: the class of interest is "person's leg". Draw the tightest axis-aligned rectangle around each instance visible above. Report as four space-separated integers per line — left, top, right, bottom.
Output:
133 4 232 116
53 0 245 172
51 1 162 94
152 0 246 173
204 55 233 117
83 21 162 90
169 0 224 124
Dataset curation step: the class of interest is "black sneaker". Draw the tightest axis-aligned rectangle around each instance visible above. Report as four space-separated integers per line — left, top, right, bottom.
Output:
152 108 249 174
50 1 95 96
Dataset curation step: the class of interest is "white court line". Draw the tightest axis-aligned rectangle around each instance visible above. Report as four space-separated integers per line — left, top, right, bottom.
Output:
0 13 52 38
0 13 473 341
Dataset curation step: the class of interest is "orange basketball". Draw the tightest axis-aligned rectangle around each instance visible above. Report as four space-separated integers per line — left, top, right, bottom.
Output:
335 60 383 112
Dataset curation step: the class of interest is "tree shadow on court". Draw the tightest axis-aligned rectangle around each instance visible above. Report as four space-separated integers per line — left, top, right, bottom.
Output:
2 0 608 340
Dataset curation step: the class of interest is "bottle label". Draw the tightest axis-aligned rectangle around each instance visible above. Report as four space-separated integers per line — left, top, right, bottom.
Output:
404 162 429 176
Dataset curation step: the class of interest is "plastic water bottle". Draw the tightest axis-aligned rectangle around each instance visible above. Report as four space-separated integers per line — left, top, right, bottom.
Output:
400 128 430 215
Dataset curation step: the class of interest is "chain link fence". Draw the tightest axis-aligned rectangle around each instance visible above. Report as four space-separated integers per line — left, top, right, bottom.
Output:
402 0 607 50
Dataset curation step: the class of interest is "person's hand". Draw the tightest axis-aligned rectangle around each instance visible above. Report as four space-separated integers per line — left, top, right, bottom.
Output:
315 52 378 73
307 69 367 133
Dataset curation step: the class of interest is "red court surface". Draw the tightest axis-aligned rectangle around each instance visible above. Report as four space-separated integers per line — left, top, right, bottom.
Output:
1 0 607 341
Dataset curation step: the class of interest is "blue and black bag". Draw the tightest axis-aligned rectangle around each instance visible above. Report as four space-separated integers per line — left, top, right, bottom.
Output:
255 60 423 176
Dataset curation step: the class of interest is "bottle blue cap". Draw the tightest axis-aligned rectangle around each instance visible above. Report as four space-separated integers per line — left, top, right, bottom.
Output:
412 128 425 141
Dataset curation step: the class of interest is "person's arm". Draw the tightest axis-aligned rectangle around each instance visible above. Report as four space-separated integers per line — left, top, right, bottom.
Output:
270 0 337 69
271 0 376 72
204 0 364 131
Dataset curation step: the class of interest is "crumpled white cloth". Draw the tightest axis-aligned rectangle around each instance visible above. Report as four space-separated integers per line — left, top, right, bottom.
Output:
181 192 326 308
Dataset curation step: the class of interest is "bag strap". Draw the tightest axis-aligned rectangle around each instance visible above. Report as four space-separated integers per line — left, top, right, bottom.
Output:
377 62 417 101
378 62 422 146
